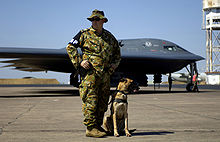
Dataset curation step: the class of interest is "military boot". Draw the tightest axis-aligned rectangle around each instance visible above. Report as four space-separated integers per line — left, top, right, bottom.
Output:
98 126 106 132
98 126 111 136
86 126 107 138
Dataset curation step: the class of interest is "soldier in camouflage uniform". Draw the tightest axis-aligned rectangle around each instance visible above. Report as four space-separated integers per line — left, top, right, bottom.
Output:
66 9 121 138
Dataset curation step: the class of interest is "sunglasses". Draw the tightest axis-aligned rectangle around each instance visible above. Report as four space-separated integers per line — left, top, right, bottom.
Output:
91 17 101 21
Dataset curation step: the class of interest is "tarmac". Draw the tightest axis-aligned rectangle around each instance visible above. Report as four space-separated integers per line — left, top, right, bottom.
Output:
0 85 219 142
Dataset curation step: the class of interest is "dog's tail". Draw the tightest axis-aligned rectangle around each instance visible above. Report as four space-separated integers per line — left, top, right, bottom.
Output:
129 129 137 133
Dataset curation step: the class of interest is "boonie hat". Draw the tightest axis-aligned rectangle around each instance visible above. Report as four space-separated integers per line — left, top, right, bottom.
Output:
87 9 108 23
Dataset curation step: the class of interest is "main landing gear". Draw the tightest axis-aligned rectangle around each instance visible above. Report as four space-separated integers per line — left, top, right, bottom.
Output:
185 62 199 92
167 62 199 92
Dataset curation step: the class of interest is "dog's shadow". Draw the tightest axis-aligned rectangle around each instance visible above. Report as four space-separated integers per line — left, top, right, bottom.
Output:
132 130 174 136
110 129 174 137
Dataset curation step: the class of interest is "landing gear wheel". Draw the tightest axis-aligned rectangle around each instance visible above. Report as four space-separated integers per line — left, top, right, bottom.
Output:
186 83 193 92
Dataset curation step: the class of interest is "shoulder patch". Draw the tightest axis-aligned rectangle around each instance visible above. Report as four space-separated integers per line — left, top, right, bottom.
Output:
68 31 82 45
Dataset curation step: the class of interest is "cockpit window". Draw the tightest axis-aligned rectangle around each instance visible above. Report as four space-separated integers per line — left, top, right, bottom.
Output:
164 46 176 51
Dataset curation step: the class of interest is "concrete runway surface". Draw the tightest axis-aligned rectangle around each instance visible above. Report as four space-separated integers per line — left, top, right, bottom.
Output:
0 85 219 142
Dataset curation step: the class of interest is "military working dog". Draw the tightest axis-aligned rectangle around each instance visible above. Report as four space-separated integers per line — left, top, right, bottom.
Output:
103 78 139 137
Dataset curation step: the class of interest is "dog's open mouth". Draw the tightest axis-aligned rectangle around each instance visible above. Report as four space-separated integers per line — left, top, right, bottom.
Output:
133 89 139 93
128 81 140 93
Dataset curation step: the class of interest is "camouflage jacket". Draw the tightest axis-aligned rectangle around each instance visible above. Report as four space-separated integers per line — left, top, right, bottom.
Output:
66 27 121 76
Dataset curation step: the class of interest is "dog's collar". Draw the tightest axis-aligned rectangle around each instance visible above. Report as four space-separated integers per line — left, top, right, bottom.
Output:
114 99 128 104
116 90 128 96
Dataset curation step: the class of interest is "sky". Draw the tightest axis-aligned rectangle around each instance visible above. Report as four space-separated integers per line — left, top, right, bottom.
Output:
0 0 205 84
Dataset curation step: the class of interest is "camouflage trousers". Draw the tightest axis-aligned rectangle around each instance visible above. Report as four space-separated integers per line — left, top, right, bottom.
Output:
79 70 110 127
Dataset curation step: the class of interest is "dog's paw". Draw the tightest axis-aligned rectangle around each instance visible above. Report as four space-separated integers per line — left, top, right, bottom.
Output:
126 133 131 137
114 132 119 137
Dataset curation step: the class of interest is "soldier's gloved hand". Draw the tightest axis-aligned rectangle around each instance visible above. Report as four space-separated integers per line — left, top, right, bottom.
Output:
80 60 91 70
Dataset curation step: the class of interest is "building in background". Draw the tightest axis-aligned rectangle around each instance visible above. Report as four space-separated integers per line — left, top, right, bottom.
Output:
202 0 220 84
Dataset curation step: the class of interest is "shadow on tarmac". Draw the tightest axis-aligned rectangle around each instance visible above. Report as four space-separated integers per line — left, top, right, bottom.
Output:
0 128 2 135
132 131 174 136
135 90 211 94
106 129 174 137
0 89 79 98
0 88 216 98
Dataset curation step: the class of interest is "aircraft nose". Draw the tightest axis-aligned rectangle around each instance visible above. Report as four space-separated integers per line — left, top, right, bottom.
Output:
194 54 205 61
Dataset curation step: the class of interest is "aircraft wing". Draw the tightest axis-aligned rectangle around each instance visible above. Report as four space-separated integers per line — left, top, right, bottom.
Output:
0 47 75 73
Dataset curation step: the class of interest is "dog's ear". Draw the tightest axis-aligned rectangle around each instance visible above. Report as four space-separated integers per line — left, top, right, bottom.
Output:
119 78 127 83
